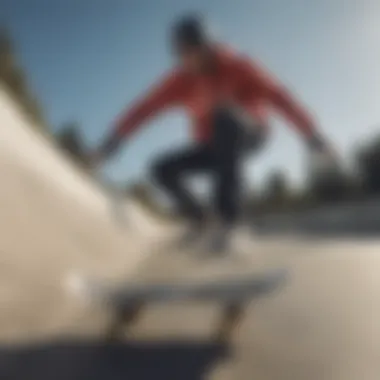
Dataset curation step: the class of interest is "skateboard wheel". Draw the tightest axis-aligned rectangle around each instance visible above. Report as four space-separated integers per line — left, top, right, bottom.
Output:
105 304 143 341
215 303 244 342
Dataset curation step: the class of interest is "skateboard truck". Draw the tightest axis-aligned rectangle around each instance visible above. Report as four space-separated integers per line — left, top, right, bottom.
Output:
215 302 245 342
106 301 245 343
106 303 143 341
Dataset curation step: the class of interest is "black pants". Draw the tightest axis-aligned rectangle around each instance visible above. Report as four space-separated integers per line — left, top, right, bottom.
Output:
151 107 266 225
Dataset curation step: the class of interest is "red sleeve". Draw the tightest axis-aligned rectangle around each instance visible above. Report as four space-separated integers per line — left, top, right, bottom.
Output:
236 56 317 138
113 70 184 139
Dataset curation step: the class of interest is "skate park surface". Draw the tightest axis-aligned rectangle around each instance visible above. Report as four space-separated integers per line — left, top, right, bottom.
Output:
0 86 379 380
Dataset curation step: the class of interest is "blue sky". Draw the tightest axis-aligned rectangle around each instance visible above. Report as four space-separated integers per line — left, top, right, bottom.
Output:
2 0 380 190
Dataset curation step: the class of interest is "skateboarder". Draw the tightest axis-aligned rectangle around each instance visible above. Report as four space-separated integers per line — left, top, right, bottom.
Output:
91 13 335 252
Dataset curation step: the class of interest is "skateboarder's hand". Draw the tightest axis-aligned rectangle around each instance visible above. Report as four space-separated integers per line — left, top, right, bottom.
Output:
88 132 123 171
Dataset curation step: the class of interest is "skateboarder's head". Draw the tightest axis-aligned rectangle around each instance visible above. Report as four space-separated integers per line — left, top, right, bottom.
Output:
170 13 217 73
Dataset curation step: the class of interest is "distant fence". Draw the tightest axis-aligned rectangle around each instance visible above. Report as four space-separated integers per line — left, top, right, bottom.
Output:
253 199 380 236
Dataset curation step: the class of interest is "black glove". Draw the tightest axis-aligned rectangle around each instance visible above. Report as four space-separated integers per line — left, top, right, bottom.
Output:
88 132 123 170
98 132 123 160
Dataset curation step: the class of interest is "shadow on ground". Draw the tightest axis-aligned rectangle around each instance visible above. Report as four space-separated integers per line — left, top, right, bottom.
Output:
0 337 230 380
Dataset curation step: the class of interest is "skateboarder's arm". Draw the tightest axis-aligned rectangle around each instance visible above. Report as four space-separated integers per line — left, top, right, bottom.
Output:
97 71 183 160
236 56 322 145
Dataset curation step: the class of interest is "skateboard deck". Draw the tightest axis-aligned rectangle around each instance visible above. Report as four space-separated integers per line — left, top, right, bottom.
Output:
65 269 288 342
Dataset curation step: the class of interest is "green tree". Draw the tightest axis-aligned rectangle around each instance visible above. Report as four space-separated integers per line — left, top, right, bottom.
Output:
306 155 351 204
354 134 380 195
0 27 15 81
265 170 288 199
260 169 290 212
0 27 47 130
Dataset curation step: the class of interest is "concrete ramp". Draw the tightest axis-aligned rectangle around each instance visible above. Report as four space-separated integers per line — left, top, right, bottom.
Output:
0 85 379 380
0 86 163 339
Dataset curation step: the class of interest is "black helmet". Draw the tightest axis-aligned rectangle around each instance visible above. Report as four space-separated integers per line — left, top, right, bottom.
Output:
171 13 213 50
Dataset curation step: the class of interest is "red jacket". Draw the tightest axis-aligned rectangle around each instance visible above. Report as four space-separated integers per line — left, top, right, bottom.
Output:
111 45 316 144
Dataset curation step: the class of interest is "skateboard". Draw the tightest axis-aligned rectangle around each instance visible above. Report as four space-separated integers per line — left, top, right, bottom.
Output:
65 269 288 342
